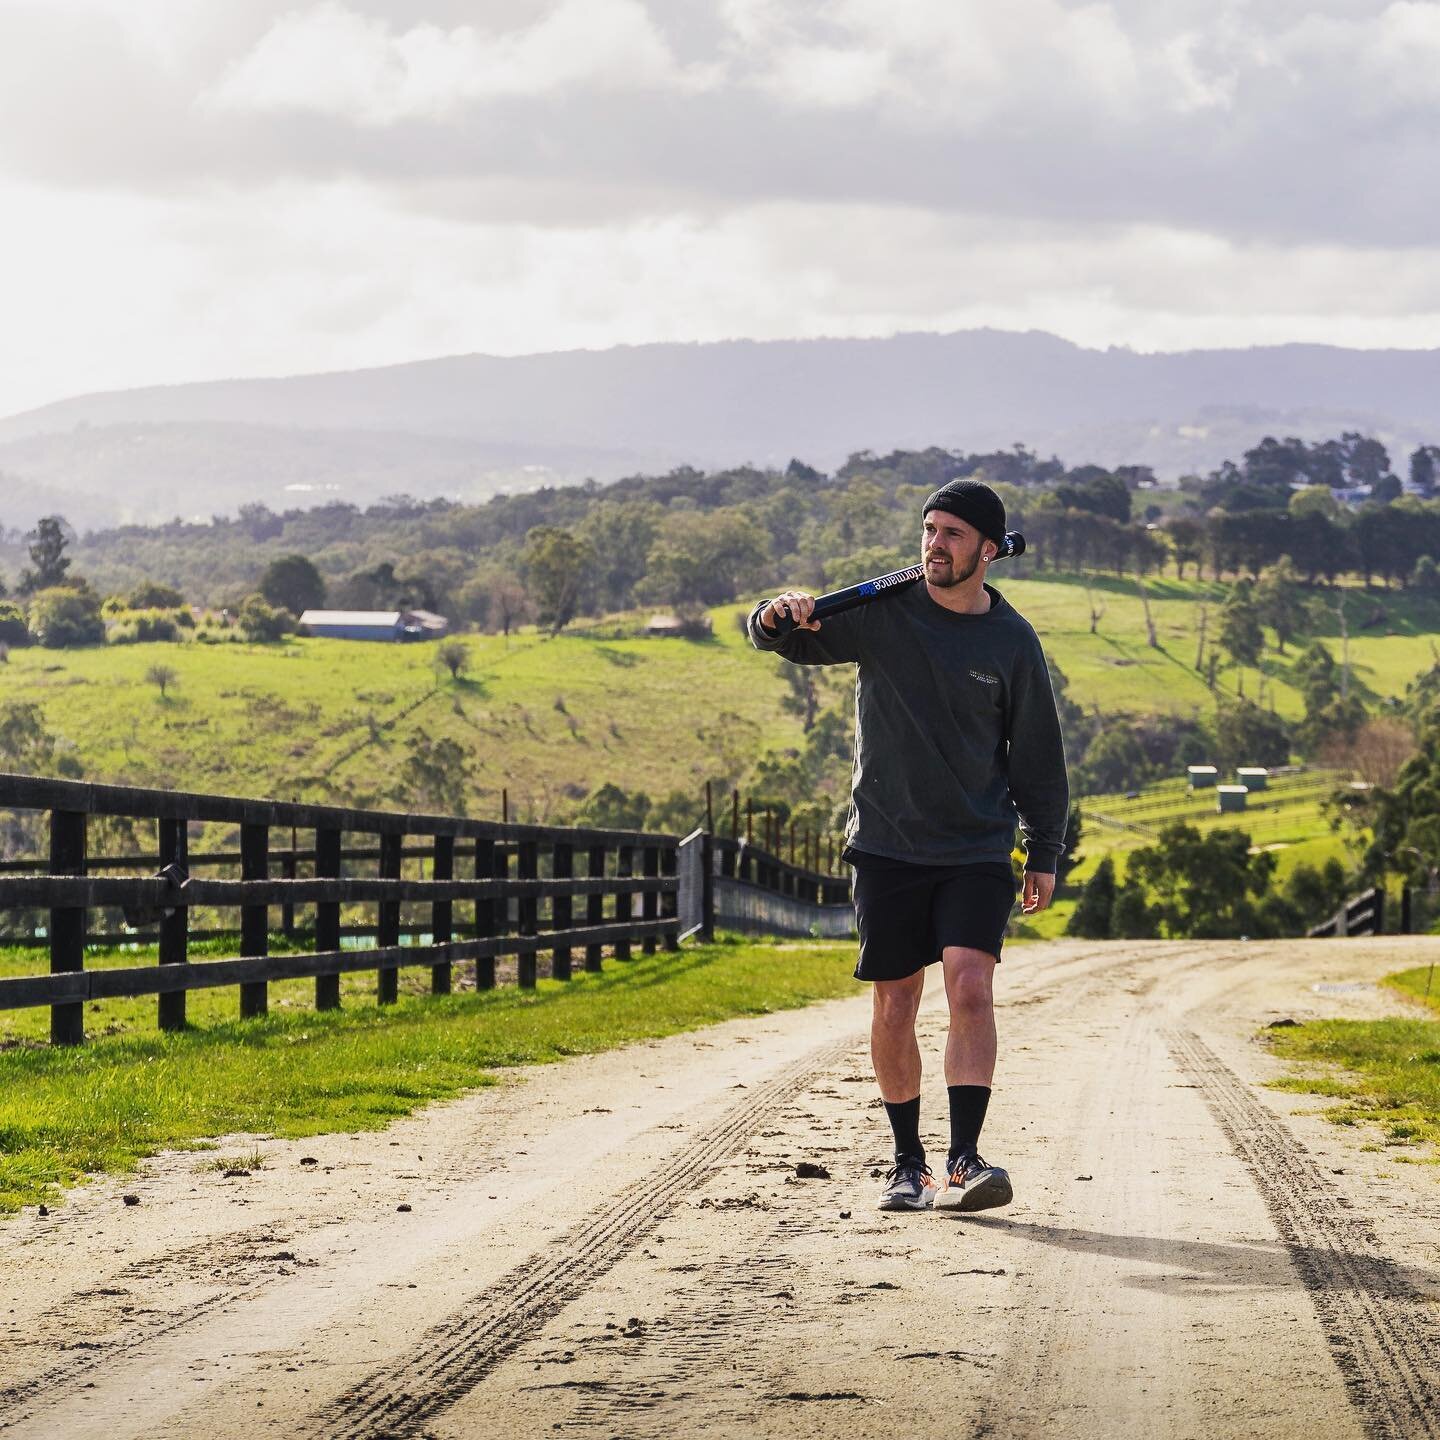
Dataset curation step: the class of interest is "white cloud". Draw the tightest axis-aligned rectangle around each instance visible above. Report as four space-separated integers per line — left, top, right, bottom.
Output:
723 0 1190 126
8 173 1440 419
207 0 706 125
6 0 1440 415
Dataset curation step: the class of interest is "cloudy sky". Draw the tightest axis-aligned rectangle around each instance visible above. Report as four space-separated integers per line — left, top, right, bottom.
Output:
3 0 1440 418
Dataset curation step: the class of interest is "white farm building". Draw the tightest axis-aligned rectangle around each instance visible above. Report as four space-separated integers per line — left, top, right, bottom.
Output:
298 609 449 642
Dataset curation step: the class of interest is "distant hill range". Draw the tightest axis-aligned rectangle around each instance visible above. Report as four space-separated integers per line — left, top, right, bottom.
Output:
4 329 1440 529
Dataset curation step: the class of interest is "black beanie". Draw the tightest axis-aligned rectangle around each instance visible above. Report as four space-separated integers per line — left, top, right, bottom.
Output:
923 480 1007 545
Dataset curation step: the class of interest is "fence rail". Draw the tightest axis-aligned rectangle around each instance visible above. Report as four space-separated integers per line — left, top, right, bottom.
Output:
1308 886 1385 939
676 830 853 940
0 771 683 1045
1 773 861 1045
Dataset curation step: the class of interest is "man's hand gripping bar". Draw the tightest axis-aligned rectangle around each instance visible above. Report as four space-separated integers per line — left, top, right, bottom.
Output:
766 531 1026 636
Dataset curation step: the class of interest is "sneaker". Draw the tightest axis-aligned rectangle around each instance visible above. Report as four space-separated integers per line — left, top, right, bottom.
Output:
935 1152 1013 1212
877 1158 938 1211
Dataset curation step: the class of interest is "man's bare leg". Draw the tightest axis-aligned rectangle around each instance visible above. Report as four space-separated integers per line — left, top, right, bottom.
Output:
870 971 937 1208
871 970 926 1102
941 946 997 1087
936 946 1011 1209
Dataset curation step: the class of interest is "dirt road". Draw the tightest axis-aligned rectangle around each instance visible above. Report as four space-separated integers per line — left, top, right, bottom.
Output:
4 938 1440 1439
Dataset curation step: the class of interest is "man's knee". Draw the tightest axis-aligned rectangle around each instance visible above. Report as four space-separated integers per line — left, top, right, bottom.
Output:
872 976 923 1029
943 949 995 1019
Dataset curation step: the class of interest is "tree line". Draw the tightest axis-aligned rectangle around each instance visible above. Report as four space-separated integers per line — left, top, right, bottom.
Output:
5 431 1440 637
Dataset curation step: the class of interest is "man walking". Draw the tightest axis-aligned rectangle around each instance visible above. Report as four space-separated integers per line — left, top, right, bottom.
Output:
749 480 1068 1213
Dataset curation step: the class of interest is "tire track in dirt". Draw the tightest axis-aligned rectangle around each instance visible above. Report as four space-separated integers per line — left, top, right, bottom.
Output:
1167 1028 1440 1440
312 1034 861 1440
0 1225 299 1421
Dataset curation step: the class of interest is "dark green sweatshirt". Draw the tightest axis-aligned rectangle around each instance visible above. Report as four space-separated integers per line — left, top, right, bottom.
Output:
748 581 1069 873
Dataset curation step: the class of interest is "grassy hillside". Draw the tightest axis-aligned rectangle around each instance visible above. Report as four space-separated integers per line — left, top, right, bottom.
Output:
999 574 1440 719
2 574 1436 827
0 614 811 824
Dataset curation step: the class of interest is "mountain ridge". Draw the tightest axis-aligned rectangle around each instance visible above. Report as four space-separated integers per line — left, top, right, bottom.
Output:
4 329 1438 529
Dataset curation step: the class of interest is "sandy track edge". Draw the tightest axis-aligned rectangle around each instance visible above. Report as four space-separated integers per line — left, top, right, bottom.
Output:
1167 1027 1440 1440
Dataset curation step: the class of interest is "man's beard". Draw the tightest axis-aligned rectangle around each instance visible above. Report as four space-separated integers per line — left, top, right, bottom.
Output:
924 537 984 588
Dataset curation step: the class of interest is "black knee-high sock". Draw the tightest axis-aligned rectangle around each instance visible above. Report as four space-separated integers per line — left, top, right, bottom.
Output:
947 1085 991 1167
883 1096 923 1165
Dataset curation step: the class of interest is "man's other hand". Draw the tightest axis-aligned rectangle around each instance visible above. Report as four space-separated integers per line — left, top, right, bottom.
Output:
1021 871 1056 914
761 591 821 632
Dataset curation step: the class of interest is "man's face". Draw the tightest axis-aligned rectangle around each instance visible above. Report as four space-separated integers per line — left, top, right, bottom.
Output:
922 512 988 587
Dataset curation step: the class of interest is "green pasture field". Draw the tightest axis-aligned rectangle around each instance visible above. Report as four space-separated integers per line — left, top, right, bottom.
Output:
0 613 811 821
1266 965 1440 1163
1074 768 1347 873
1026 765 1356 941
3 577 1438 829
0 935 862 1214
1000 574 1440 721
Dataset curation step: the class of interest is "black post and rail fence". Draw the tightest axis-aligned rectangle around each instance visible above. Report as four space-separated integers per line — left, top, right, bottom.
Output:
0 772 681 1046
0 774 856 1047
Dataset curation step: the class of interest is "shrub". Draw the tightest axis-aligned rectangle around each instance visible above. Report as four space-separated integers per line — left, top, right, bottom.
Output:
108 609 181 644
144 663 179 698
435 638 470 680
0 600 30 647
129 580 185 609
1111 881 1162 939
1067 857 1117 938
236 594 293 643
574 782 651 831
28 586 104 648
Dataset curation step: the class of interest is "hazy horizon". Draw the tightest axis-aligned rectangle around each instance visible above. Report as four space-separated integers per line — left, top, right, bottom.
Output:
13 323 1440 428
6 2 1440 420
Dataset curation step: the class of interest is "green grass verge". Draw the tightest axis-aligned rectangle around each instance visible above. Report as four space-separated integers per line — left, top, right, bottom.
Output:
0 937 860 1214
1265 966 1440 1163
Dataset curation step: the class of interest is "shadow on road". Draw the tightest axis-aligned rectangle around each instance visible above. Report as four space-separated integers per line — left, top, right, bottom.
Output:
958 1217 1440 1300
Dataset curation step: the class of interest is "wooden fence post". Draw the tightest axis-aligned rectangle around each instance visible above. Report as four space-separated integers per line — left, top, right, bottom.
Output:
431 834 453 995
700 832 715 942
661 844 679 951
158 817 187 1032
49 809 86 1046
731 789 740 840
552 841 574 980
281 826 297 939
642 845 660 955
239 821 269 1018
377 831 401 1004
615 845 634 961
586 844 605 972
315 826 342 1010
517 839 538 988
474 837 496 990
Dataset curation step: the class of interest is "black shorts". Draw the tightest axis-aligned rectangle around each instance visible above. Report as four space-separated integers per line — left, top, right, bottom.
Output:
847 849 1017 983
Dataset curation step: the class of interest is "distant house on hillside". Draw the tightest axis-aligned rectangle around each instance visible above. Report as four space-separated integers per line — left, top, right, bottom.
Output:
298 609 449 641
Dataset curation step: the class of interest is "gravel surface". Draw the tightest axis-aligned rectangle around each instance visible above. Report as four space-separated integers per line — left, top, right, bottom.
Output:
3 936 1439 1439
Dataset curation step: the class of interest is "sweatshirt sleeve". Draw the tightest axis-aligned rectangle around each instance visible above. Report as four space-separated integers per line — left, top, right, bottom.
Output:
746 598 866 666
1005 635 1070 874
